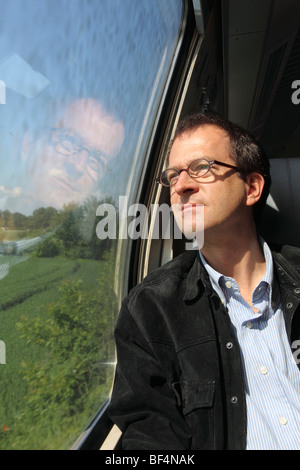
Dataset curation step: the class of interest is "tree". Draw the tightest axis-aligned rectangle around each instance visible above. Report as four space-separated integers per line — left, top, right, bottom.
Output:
36 237 61 258
13 212 28 230
2 210 13 228
81 196 117 260
56 206 83 252
31 207 60 230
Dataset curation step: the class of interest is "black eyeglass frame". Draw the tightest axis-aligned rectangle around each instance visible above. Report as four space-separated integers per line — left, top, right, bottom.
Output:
156 158 239 187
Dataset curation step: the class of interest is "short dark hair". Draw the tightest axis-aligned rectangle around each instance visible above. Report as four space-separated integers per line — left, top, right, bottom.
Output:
169 112 271 226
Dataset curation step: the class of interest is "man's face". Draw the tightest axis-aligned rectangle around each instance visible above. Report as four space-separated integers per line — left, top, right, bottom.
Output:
169 124 250 243
26 98 124 208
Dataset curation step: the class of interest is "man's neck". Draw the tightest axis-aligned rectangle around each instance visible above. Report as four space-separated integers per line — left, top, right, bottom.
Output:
201 231 266 304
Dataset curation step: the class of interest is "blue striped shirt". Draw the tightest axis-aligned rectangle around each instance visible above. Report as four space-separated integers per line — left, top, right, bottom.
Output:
200 240 300 450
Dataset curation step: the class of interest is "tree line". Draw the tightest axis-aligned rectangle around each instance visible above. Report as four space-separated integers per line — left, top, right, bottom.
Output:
1 196 116 260
0 206 61 231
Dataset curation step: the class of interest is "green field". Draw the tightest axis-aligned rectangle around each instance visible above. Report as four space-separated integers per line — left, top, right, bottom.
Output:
0 254 117 450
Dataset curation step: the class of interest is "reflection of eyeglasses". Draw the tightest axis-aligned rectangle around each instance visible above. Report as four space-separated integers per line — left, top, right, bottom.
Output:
156 158 239 187
49 128 110 181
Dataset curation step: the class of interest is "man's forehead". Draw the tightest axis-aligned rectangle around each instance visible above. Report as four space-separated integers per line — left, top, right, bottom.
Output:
168 124 231 163
58 98 125 156
175 124 229 144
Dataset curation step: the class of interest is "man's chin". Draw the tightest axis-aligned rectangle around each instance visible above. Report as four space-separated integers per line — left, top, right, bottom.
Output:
173 205 205 249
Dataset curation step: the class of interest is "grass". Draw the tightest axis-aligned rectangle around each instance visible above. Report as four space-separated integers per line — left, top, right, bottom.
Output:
0 255 115 450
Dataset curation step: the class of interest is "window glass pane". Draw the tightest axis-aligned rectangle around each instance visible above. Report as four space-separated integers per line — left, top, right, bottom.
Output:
0 0 182 449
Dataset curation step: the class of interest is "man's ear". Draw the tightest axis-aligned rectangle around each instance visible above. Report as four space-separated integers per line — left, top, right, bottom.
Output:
245 172 265 207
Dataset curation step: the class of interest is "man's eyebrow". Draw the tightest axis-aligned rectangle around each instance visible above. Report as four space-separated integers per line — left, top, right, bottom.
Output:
50 127 111 161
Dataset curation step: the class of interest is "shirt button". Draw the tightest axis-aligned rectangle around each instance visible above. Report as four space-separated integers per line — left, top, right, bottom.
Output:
226 342 233 349
260 366 268 375
225 281 232 288
286 302 293 309
231 396 238 404
246 321 252 329
279 417 287 426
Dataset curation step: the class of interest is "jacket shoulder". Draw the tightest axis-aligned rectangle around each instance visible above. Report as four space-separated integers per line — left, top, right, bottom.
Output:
142 250 197 281
272 244 300 268
272 244 300 281
278 245 300 268
126 250 197 303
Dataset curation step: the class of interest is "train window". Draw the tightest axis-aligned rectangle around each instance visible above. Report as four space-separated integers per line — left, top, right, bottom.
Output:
0 0 183 449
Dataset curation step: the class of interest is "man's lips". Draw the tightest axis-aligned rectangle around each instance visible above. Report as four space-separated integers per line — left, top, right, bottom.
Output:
181 203 204 211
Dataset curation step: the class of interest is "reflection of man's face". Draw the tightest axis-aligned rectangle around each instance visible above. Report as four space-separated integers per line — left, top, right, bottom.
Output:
27 98 124 207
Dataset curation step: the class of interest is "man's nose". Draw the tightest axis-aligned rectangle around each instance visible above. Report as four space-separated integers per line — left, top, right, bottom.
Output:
64 150 88 179
172 170 199 196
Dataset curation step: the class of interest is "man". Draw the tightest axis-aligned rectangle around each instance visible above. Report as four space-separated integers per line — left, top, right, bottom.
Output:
109 112 300 450
23 98 125 210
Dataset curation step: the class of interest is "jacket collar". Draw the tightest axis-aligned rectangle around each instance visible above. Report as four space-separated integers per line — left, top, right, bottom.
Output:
273 250 300 297
183 250 212 301
182 247 300 302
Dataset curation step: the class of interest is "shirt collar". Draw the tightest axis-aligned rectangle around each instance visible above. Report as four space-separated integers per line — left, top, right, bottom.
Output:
260 237 273 286
199 237 274 298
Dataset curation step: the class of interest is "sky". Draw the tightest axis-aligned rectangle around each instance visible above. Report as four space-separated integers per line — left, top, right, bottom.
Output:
0 0 182 215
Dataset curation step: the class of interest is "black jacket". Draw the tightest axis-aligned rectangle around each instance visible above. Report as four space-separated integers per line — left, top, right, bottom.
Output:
109 245 300 450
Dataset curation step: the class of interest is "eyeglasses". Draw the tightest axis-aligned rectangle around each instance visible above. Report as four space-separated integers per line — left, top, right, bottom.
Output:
156 158 239 187
49 128 110 181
